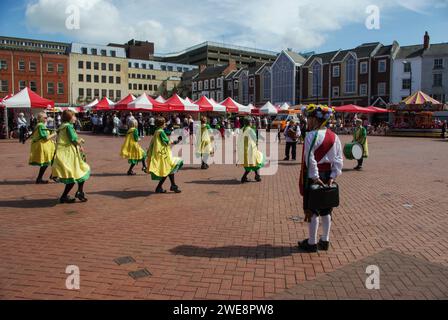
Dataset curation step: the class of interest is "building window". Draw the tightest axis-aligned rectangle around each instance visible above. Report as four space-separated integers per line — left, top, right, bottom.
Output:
312 62 322 97
360 61 368 74
47 82 54 94
78 88 84 97
110 51 116 57
116 90 121 99
241 73 249 104
94 89 99 98
210 79 215 89
148 84 153 91
216 91 222 102
137 74 141 79
81 47 87 54
249 78 254 88
332 86 340 97
78 74 84 82
433 73 443 87
263 70 271 100
57 63 64 73
57 82 64 94
154 85 158 91
402 78 411 90
161 65 167 71
133 84 137 90
332 65 340 77
116 77 121 84
204 80 209 90
359 84 368 96
116 64 121 72
378 59 387 73
404 62 411 73
29 61 37 72
99 75 105 83
86 74 91 82
94 75 99 83
101 89 107 98
434 59 443 70
18 80 26 90
210 91 215 100
101 63 106 71
0 60 7 70
345 56 356 94
228 81 232 90
78 61 84 69
0 80 8 92
18 60 25 71
86 88 92 98
144 84 148 91
109 90 114 99
198 81 203 91
109 76 114 84
217 78 222 88
234 80 238 89
91 48 97 55
101 49 107 56
47 63 54 72
377 82 386 96
138 84 143 90
192 82 197 91
109 64 113 71
29 81 37 92
94 62 99 70
128 62 132 68
86 61 91 69
167 66 173 72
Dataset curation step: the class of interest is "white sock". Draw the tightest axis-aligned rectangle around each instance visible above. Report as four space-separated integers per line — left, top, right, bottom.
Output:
308 215 319 245
320 215 332 242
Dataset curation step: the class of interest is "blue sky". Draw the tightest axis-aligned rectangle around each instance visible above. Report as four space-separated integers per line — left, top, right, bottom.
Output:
1 0 447 54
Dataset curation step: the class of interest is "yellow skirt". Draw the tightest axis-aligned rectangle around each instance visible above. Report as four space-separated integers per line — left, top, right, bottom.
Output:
29 139 55 167
52 144 90 184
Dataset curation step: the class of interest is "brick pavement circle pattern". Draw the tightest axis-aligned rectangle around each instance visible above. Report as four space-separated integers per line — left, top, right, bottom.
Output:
0 134 448 300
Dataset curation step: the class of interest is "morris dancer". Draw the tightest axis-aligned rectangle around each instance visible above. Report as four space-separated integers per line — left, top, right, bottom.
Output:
353 119 368 170
52 110 90 203
299 105 343 253
120 119 147 176
238 117 265 183
147 117 183 194
196 116 213 170
29 112 56 184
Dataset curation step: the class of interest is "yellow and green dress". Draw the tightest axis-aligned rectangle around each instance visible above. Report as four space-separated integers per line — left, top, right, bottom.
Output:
147 128 183 180
29 123 55 167
120 128 146 164
195 123 213 158
353 126 369 158
52 123 90 184
238 125 265 172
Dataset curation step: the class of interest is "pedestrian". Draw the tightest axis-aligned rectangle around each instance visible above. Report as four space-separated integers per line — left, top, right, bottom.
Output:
120 119 147 176
238 117 265 183
112 113 120 137
441 120 447 139
283 121 301 161
17 112 28 144
196 116 213 170
353 119 369 170
137 113 144 137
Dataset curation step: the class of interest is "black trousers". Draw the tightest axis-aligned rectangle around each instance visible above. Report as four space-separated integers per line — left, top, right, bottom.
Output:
19 126 27 143
138 125 144 137
285 142 297 160
357 158 364 167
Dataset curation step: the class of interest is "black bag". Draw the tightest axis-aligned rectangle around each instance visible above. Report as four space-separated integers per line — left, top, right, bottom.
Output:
307 183 340 210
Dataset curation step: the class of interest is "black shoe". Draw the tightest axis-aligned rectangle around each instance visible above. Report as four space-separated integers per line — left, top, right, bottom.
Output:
201 163 208 170
283 157 290 161
60 196 76 204
75 192 88 202
50 176 59 183
318 240 330 251
255 175 262 182
298 239 318 253
156 187 167 194
36 179 49 185
170 185 182 193
127 171 136 176
241 177 249 184
142 167 148 173
355 166 363 171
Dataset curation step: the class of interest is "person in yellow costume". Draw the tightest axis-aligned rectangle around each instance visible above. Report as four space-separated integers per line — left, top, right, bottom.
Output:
237 117 265 183
29 111 56 184
196 116 213 170
52 110 90 203
353 119 369 170
147 117 183 194
120 119 147 176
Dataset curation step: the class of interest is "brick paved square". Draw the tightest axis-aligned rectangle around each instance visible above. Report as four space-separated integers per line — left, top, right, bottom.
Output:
1 134 448 300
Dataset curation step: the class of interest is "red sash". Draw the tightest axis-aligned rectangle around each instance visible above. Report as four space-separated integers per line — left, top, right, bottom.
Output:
299 129 336 196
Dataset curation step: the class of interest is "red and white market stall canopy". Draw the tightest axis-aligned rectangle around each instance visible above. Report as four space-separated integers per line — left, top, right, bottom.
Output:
195 96 226 113
114 94 136 110
165 94 199 112
155 96 166 103
220 97 251 114
3 88 54 109
92 97 115 111
334 104 376 114
128 93 169 112
80 99 99 111
366 106 392 113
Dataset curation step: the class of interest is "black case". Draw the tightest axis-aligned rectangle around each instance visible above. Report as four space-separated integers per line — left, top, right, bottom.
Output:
307 183 340 210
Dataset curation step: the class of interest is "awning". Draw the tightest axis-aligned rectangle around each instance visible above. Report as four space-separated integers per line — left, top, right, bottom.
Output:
92 97 115 111
279 103 290 111
220 97 251 114
334 104 376 114
128 93 169 112
366 106 392 113
114 94 136 110
80 99 99 111
3 88 54 109
195 96 226 113
259 101 278 115
155 96 167 103
165 94 200 112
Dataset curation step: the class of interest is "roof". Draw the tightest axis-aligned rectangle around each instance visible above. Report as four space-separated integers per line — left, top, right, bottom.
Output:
128 58 197 72
304 50 339 67
396 45 425 59
374 45 393 57
284 50 306 65
71 43 127 58
422 43 448 56
225 70 237 80
332 43 381 62
196 65 228 80
255 63 272 74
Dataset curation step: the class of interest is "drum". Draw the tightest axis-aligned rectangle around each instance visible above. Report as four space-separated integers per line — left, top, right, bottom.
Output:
344 142 363 160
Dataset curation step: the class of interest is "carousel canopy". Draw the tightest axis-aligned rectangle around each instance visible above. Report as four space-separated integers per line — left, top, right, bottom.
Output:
401 91 441 105
334 104 375 114
195 96 226 113
92 97 115 111
165 94 199 112
3 88 54 109
114 94 136 110
128 93 169 111
220 97 251 114
259 102 278 115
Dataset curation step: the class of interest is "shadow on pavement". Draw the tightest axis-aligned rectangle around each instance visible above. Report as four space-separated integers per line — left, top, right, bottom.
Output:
0 198 57 208
91 173 131 178
185 179 241 185
169 244 301 259
90 190 153 199
0 180 35 186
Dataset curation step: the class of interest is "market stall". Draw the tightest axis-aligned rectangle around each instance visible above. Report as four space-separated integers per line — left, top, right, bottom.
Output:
220 97 251 114
195 96 226 113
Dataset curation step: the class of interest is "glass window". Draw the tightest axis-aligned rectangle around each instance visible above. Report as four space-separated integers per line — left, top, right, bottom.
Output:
359 84 367 96
402 78 411 90
210 79 215 89
154 85 158 91
167 66 173 71
47 63 54 72
116 64 121 72
78 61 83 69
345 56 356 94
102 89 107 98
101 63 106 71
29 81 37 92
241 73 249 105
102 75 106 83
94 89 99 98
116 77 121 84
86 88 92 97
81 47 87 54
47 82 54 94
18 60 25 71
0 60 7 70
86 74 91 82
128 83 132 90
109 90 114 99
91 48 97 55
377 82 386 95
0 80 9 92
272 53 294 104
116 90 121 99
263 70 271 100
217 78 222 88
433 73 443 87
57 82 64 94
78 88 84 97
94 75 99 83
434 59 443 70
57 63 64 73
86 61 91 69
204 80 209 90
109 63 113 71
198 81 203 91
29 61 37 72
332 86 339 97
94 62 99 70
109 76 114 84
360 61 368 74
404 62 411 73
332 65 340 77
192 82 197 91
101 49 107 56
378 60 387 73
110 51 116 57
78 74 84 82
312 62 322 97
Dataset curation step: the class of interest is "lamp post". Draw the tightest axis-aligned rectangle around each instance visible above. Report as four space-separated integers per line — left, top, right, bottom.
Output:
403 61 412 97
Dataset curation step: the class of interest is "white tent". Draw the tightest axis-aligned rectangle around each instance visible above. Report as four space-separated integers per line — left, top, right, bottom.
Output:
259 102 278 115
280 103 290 111
128 93 161 110
81 99 99 111
155 96 166 103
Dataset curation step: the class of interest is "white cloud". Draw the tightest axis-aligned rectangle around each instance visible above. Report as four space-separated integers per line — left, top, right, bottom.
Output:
24 0 445 53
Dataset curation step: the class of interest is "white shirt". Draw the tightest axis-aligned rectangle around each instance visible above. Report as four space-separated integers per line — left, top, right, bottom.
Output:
149 117 155 126
17 117 27 128
284 124 301 143
304 129 343 180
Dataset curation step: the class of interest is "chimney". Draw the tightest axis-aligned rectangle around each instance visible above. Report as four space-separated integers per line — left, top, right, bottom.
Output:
199 64 207 73
424 31 430 50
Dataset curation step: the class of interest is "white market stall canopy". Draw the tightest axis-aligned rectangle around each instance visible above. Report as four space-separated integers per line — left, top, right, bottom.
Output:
3 88 54 109
259 101 278 115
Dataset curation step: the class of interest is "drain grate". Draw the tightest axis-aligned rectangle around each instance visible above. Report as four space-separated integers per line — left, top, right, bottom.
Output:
289 216 304 223
114 256 136 266
129 268 152 280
